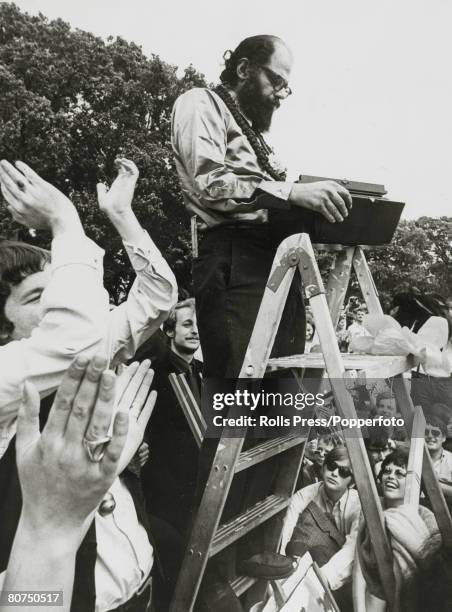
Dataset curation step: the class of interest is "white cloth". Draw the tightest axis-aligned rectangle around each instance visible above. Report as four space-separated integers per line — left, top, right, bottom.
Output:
347 321 372 339
95 479 153 612
280 482 361 590
0 228 177 454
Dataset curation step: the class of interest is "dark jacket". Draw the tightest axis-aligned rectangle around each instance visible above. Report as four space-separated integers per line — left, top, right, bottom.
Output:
140 347 202 535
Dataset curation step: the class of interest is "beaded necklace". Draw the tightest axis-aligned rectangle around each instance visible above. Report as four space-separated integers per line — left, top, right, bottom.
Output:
214 84 287 181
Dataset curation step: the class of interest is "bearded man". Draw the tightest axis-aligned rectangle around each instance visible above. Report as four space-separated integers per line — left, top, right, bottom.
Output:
172 35 352 380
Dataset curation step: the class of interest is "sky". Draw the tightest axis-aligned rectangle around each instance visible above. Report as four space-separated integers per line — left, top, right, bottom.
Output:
12 0 452 219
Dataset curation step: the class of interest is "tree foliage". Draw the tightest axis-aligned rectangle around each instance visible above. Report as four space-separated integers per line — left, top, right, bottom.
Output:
366 217 452 307
0 2 206 301
1 3 450 308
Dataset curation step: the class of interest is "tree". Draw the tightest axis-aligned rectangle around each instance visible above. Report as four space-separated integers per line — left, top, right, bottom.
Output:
364 217 452 306
1 4 450 307
0 2 207 301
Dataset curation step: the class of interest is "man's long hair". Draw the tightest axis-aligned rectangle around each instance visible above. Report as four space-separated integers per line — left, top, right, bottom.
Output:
220 35 282 86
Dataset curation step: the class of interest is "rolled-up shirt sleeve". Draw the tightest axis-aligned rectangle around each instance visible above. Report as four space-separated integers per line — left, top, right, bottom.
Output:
107 230 178 367
0 232 109 448
172 89 292 214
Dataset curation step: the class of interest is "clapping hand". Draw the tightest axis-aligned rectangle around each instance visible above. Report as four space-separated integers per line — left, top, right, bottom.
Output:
16 355 128 537
96 158 139 218
115 359 156 474
0 160 81 234
127 442 150 475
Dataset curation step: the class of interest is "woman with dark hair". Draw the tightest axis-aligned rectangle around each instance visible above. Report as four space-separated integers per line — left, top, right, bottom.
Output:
355 449 443 612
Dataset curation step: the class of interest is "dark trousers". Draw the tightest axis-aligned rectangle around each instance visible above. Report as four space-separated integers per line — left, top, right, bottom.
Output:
411 372 452 413
193 224 306 503
193 224 305 379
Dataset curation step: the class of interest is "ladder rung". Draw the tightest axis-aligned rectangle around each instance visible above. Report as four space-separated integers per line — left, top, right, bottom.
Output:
230 575 258 596
210 494 288 557
267 353 417 378
235 434 305 473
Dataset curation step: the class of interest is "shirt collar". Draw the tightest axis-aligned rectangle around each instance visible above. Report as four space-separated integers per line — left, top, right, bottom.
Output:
319 482 349 512
168 349 193 373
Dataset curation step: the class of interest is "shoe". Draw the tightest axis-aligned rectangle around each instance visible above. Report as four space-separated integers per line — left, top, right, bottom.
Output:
238 552 297 580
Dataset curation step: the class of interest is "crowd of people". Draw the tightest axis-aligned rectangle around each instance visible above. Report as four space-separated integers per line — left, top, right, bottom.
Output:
0 32 451 612
305 298 381 355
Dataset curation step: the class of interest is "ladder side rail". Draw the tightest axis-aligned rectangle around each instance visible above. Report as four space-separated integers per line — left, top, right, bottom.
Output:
352 247 384 315
289 247 355 501
170 234 303 612
297 234 396 608
270 247 356 561
392 375 452 547
168 373 204 448
170 433 246 612
324 246 355 328
404 406 425 507
177 373 207 432
238 234 304 379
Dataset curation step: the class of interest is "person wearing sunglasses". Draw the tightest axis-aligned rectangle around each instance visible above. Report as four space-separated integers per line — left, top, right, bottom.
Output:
280 447 360 603
356 449 443 612
425 416 452 504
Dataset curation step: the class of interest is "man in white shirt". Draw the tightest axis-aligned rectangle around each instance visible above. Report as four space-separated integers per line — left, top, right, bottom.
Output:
0 158 177 612
347 306 371 344
425 416 452 505
0 158 177 451
281 446 361 599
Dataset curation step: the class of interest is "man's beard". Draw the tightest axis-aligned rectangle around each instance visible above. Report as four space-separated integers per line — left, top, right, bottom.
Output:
237 73 279 133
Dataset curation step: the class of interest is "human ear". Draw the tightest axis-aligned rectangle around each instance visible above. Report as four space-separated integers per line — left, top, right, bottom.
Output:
236 58 250 82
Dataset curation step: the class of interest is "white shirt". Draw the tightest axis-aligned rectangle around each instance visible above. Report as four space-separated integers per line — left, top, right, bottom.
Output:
0 228 177 606
95 479 153 612
0 231 108 451
432 449 452 484
280 482 361 590
347 321 372 339
0 229 177 455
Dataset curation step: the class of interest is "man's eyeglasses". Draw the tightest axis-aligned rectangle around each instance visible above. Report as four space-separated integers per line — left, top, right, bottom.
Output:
425 427 443 438
381 465 407 480
324 458 352 479
255 64 292 97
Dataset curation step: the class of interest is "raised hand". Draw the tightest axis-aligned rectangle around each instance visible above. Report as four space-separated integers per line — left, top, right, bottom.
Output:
115 359 157 473
16 355 128 536
96 158 139 217
127 441 150 475
288 180 352 223
0 160 81 234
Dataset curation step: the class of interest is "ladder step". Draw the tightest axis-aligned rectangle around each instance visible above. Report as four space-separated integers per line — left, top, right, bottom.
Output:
230 575 258 596
235 434 305 473
210 494 289 557
267 353 417 378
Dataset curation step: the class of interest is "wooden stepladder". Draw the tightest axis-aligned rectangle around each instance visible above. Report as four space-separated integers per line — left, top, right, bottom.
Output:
170 233 452 612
